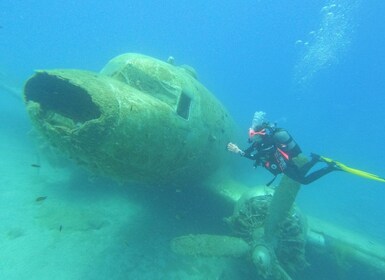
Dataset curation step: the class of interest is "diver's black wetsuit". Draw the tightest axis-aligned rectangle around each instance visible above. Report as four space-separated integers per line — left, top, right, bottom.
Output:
242 126 335 185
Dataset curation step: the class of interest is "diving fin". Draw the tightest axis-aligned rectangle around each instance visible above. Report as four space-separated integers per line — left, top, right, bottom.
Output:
320 156 385 183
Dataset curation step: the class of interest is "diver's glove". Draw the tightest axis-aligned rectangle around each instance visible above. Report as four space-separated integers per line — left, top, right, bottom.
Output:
227 142 245 156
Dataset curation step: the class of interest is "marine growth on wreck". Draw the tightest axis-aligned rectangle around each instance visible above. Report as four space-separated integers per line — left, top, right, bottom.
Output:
24 53 236 186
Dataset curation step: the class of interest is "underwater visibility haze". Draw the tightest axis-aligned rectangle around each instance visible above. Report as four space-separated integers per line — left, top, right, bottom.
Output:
1 1 385 279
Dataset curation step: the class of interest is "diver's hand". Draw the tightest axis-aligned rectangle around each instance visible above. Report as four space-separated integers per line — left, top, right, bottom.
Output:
227 142 244 155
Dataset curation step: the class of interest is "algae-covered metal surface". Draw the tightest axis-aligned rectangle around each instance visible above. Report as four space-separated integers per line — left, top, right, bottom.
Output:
24 53 235 185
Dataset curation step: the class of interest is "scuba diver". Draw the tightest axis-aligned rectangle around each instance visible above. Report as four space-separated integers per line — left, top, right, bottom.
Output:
227 111 339 185
228 111 385 185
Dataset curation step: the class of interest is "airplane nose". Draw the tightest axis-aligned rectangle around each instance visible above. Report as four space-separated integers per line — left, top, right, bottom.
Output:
24 71 101 123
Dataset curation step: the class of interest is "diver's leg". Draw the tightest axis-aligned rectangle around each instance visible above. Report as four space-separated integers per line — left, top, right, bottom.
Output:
300 165 339 185
283 165 303 183
298 154 319 175
285 154 341 185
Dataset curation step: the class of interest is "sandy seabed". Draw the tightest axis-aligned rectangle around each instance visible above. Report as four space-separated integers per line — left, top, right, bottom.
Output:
0 121 254 280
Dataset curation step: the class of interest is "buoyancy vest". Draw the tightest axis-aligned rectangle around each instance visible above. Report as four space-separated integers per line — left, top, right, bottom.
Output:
258 127 302 175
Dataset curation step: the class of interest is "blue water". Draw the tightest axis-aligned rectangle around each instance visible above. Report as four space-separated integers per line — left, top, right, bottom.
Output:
1 1 385 279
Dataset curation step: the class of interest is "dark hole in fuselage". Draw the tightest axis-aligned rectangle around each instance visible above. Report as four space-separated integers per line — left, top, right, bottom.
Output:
24 72 101 123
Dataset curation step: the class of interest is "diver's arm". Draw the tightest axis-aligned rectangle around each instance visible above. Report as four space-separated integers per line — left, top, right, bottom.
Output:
242 144 258 159
227 142 258 160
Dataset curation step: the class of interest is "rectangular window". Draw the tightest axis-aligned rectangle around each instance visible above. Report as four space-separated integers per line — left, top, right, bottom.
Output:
176 92 191 120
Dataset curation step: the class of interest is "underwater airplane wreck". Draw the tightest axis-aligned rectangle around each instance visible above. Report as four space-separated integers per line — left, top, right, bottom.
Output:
23 53 385 279
24 53 235 186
